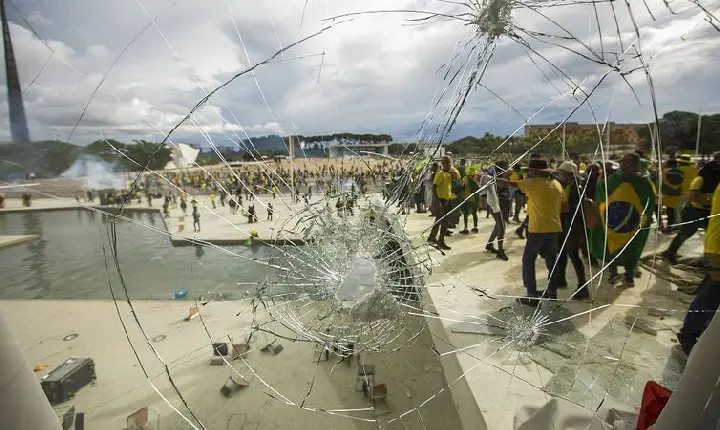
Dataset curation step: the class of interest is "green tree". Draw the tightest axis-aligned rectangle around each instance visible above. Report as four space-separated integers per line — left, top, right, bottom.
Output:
44 142 79 175
123 140 172 170
85 139 126 163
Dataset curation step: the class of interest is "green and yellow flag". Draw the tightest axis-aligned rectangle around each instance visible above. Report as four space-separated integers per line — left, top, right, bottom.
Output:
589 172 656 265
661 167 684 208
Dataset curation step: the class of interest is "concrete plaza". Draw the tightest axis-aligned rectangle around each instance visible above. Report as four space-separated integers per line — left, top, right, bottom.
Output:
0 194 705 429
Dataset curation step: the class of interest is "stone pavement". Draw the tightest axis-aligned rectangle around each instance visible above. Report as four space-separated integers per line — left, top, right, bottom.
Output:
400 209 702 429
0 193 708 429
0 300 462 430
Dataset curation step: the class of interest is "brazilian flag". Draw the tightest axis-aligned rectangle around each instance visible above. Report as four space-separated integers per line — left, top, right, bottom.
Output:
589 172 656 265
660 167 684 208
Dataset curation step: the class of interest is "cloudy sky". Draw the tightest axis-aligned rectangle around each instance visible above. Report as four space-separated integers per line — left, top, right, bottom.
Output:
0 0 719 147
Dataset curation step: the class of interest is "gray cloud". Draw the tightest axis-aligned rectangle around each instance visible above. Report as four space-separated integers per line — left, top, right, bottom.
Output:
0 0 718 147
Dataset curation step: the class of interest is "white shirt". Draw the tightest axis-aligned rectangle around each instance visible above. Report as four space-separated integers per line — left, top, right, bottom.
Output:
479 174 500 213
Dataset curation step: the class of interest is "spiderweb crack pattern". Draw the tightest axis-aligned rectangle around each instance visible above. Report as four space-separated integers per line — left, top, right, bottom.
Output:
4 0 719 428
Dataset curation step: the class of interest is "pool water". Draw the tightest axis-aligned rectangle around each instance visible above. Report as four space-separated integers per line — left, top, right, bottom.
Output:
0 209 280 300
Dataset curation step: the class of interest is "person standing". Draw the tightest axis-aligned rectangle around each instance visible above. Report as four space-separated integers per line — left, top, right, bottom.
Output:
589 153 655 288
676 182 720 355
447 162 463 233
267 202 274 221
428 156 453 251
192 207 201 232
210 192 217 209
180 194 188 215
499 158 567 303
459 166 480 235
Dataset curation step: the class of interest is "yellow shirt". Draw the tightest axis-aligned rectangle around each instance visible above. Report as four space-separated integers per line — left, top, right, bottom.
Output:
705 184 720 256
579 162 587 171
518 177 566 233
509 172 521 181
433 170 453 200
689 176 713 210
680 165 698 194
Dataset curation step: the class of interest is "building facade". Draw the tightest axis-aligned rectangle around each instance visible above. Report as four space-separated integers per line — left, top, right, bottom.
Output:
524 122 646 147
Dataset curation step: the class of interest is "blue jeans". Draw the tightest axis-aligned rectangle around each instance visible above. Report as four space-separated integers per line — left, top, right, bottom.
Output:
679 256 720 353
522 232 560 297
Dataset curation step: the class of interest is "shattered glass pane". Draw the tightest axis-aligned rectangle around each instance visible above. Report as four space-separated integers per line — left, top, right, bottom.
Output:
0 0 719 428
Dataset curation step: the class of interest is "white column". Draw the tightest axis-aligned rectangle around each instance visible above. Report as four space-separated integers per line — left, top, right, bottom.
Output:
654 311 720 429
0 311 60 429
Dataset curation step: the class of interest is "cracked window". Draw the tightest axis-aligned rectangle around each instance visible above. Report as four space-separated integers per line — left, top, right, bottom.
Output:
0 0 718 429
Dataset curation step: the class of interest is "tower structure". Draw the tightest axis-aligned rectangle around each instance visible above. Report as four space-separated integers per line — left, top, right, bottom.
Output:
1 0 30 143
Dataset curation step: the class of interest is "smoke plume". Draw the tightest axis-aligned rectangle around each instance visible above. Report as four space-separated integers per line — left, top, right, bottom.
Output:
61 155 125 190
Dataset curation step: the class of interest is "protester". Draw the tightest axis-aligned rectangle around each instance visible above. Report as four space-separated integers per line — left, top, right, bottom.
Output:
192 207 201 232
447 161 463 234
510 164 525 223
499 157 567 304
676 182 720 355
589 153 655 288
659 158 684 231
485 162 509 260
553 161 589 300
428 156 453 250
459 166 480 235
662 153 720 264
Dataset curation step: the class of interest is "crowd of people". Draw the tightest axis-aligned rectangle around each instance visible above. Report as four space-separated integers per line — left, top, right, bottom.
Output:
67 150 720 355
422 150 720 355
78 160 406 221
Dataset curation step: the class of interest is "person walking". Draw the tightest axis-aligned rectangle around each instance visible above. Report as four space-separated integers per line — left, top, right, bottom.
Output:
499 157 567 304
485 162 509 260
676 182 720 355
267 203 274 221
661 154 720 264
428 156 453 251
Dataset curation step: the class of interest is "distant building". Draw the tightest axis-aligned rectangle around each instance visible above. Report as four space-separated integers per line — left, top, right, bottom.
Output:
165 143 199 169
524 122 646 147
